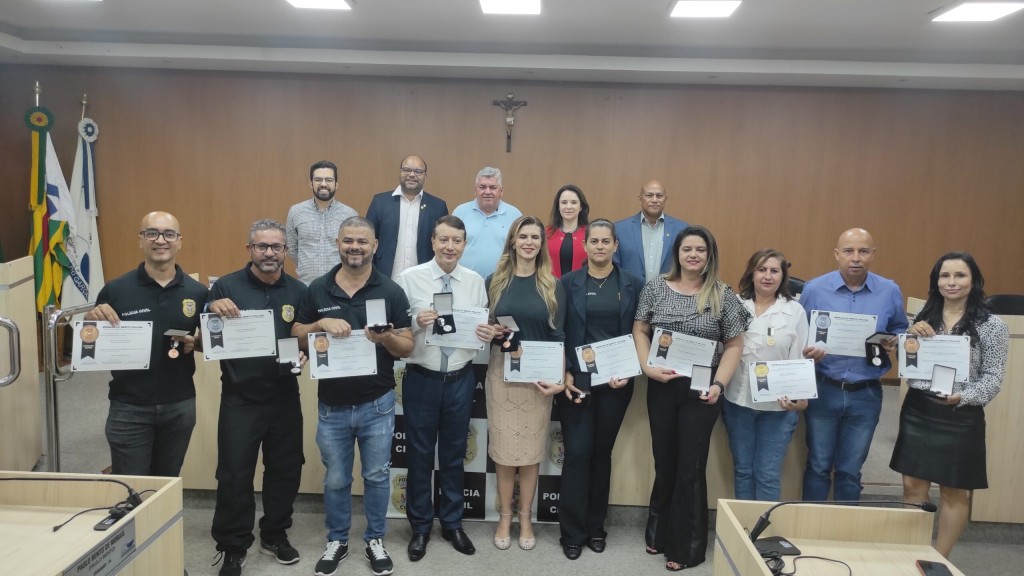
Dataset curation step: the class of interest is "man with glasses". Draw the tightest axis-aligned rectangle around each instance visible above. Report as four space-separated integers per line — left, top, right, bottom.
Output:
451 166 522 277
85 211 208 477
366 155 449 280
286 160 358 285
613 179 688 284
206 219 308 576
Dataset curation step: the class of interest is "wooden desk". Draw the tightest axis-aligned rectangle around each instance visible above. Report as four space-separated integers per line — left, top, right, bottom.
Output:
0 471 184 575
714 499 962 576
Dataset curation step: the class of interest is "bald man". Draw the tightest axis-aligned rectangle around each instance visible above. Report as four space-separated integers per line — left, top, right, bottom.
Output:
85 211 208 476
613 180 689 283
365 155 449 280
799 228 908 501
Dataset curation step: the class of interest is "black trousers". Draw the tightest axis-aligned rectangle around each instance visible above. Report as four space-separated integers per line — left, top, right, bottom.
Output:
557 381 634 546
211 392 304 553
646 376 720 567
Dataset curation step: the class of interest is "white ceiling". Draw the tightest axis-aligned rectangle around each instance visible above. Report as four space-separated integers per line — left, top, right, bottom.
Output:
1 0 1023 89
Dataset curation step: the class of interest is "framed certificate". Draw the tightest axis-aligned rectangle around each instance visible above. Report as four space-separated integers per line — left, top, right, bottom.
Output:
425 305 489 350
574 335 642 386
308 331 377 379
503 340 564 384
201 310 277 361
71 321 153 371
806 310 878 357
748 359 818 402
897 334 970 382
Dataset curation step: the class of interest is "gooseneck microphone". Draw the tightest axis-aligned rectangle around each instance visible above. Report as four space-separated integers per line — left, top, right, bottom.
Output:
748 500 938 544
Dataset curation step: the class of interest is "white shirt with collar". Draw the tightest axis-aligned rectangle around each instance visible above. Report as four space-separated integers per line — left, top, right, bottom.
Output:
397 258 488 372
390 187 423 280
726 295 809 411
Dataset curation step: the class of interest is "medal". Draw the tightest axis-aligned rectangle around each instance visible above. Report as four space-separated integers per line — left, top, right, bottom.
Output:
766 327 776 347
871 345 882 366
168 340 180 359
443 324 453 333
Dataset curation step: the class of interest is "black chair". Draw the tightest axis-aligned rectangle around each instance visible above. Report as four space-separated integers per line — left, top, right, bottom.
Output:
986 294 1024 315
788 276 806 296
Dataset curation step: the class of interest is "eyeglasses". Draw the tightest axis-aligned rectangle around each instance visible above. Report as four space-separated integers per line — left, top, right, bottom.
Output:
400 167 426 176
140 229 181 242
312 177 336 184
250 243 287 254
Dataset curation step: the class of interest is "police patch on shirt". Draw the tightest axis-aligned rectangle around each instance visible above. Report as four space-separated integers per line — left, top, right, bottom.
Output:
182 299 197 318
281 304 295 323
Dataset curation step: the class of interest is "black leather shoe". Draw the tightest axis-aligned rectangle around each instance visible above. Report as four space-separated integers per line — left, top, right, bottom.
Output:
587 537 606 553
562 543 583 560
442 528 476 555
408 533 430 562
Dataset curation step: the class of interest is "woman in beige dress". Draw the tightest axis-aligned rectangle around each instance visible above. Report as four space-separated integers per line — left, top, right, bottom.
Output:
485 215 567 551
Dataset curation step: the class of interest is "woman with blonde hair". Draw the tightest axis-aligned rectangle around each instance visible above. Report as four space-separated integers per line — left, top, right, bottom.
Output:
485 215 567 551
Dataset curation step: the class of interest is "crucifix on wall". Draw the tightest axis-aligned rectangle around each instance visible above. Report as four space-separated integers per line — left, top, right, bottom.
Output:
493 92 527 153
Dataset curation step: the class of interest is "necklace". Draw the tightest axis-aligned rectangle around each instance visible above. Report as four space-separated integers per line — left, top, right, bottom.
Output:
589 274 610 290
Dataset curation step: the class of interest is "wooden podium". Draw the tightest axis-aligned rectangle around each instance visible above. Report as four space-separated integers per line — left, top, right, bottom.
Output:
714 499 963 576
0 471 184 575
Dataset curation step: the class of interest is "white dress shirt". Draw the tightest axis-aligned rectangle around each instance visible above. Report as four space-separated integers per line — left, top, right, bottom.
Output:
397 259 488 372
390 187 423 280
726 296 809 411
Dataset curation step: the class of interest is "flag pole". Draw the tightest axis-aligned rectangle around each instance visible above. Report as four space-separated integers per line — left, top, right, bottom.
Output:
80 94 88 120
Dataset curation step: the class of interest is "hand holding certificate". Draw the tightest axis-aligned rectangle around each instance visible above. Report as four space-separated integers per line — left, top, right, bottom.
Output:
308 331 377 379
898 334 970 383
575 335 642 386
201 310 278 361
645 327 716 378
72 321 153 371
748 359 818 402
425 305 489 350
806 310 878 357
503 340 564 385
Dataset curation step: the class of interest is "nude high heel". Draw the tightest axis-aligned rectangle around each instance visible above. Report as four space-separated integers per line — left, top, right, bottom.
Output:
494 513 512 550
518 511 536 550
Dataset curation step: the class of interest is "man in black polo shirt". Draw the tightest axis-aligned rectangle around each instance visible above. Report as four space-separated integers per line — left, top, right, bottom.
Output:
292 216 413 576
85 211 208 476
206 219 308 576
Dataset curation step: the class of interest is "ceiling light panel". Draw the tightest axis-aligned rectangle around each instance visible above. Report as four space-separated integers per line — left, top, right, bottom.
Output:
670 1 742 18
480 0 542 15
933 2 1024 21
287 0 352 10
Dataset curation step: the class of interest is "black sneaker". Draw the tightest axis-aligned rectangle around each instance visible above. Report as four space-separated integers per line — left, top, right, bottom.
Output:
314 541 348 576
259 538 300 565
364 538 394 576
212 550 246 576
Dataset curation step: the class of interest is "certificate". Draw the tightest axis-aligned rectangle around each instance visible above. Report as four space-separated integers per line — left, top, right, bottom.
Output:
201 310 277 361
308 331 377 379
646 327 716 377
425 305 490 351
806 310 877 357
898 334 970 383
748 359 818 402
503 340 564 384
575 335 642 386
71 321 153 371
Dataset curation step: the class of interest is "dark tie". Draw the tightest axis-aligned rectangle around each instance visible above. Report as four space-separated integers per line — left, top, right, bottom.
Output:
440 274 455 372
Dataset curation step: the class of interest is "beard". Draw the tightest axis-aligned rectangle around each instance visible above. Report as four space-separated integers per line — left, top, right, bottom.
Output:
314 186 336 201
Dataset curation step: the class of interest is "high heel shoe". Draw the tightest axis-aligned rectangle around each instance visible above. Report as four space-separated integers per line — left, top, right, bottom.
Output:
494 513 512 550
518 512 536 550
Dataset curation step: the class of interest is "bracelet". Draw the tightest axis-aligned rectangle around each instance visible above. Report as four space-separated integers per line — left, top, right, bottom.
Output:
710 381 725 394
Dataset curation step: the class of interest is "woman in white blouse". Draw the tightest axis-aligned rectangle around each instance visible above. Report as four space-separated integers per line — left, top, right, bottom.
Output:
723 248 809 501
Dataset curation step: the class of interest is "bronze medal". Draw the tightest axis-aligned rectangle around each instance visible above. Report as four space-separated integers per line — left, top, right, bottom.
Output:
168 348 179 359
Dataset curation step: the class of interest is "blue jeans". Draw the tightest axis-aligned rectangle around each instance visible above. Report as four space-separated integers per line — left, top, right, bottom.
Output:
105 397 196 476
316 391 395 543
722 400 798 501
802 377 882 501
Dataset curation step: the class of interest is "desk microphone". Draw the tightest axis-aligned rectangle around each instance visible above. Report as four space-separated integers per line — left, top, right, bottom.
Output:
748 500 937 557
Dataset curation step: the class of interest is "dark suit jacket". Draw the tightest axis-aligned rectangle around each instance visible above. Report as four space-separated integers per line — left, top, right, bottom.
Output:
365 190 449 276
612 212 689 282
561 264 643 391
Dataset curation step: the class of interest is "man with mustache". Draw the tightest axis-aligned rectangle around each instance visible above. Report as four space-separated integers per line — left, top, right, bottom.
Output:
205 219 308 576
286 160 358 285
613 179 688 284
293 217 414 576
84 211 208 477
366 155 449 280
452 166 522 278
799 228 907 502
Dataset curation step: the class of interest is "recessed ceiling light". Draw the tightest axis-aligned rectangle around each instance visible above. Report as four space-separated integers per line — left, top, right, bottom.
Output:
932 2 1024 21
287 0 351 10
480 0 541 15
670 1 742 18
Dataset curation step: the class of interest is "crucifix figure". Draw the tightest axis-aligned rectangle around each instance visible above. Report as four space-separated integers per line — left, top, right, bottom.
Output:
493 92 527 153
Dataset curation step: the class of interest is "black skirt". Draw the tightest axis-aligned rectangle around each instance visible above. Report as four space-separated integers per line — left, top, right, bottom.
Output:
889 388 987 490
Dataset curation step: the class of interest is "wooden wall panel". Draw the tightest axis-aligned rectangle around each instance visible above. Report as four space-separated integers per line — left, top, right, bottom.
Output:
2 65 1023 300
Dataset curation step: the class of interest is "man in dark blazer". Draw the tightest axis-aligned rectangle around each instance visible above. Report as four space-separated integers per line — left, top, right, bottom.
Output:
365 155 449 280
613 179 688 284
